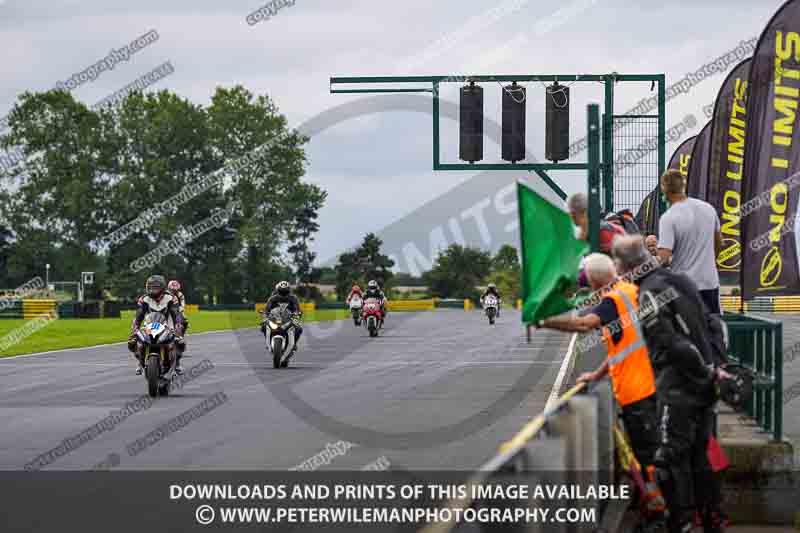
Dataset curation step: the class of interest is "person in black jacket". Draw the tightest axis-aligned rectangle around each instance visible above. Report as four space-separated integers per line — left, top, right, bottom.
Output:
260 281 303 351
612 235 730 533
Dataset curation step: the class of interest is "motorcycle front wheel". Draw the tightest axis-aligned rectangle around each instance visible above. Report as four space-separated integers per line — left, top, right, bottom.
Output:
272 337 284 369
145 356 160 398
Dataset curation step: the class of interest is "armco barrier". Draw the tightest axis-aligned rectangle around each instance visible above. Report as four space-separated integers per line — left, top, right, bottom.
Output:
434 299 464 309
23 299 57 320
721 295 800 313
199 303 254 311
316 302 347 310
386 299 435 311
419 380 618 533
255 302 316 314
0 301 23 319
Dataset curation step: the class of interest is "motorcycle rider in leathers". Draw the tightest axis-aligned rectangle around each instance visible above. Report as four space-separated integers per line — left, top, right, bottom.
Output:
363 280 387 328
480 283 502 317
260 281 303 353
128 275 186 375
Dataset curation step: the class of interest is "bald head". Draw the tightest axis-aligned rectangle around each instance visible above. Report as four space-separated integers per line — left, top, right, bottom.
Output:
583 253 617 289
644 234 658 255
612 235 652 274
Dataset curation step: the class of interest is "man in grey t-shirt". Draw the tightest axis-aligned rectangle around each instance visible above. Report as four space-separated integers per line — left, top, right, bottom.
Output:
657 169 722 314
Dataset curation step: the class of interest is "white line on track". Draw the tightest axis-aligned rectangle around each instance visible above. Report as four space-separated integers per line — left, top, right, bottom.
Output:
545 333 577 411
0 327 248 360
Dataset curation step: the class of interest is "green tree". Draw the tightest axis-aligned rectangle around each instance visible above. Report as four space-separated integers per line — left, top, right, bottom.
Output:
0 85 325 303
493 245 520 272
0 223 13 284
423 244 492 299
484 245 521 303
333 233 395 299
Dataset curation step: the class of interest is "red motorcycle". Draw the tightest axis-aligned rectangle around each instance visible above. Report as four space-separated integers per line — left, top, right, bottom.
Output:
362 297 383 337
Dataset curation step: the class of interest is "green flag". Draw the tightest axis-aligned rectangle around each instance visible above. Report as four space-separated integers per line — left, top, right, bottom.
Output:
517 181 588 323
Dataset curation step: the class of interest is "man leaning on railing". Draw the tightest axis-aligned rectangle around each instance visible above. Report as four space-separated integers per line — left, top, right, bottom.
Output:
613 235 730 533
536 253 667 530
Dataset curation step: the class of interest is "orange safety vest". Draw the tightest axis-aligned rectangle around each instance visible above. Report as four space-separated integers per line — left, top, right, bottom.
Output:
601 281 656 407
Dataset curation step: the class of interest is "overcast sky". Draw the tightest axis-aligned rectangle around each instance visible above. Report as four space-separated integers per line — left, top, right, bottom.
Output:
0 0 787 270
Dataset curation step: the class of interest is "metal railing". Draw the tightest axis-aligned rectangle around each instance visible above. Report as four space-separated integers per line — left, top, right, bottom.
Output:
722 313 783 441
419 380 618 533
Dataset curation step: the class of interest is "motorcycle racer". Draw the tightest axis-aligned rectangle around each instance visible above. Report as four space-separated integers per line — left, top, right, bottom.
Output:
480 283 502 317
128 275 186 375
363 280 387 327
167 279 189 339
346 284 364 305
261 281 303 353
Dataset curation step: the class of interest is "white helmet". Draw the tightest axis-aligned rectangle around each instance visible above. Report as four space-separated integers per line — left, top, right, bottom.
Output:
276 281 291 296
368 280 378 290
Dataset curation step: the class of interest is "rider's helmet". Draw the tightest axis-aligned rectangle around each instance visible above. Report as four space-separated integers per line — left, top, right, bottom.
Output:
488 283 497 291
352 284 361 292
146 275 166 300
276 281 291 297
168 280 181 292
368 280 378 291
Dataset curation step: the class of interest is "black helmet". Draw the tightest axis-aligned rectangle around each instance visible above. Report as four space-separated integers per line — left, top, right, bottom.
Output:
146 275 166 299
718 364 754 411
368 280 378 290
276 281 291 296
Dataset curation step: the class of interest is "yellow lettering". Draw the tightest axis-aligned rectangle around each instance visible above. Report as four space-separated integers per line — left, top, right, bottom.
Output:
776 85 800 98
680 154 691 177
728 124 745 157
730 99 747 129
774 97 797 135
774 135 792 146
721 212 740 237
773 157 790 169
733 78 747 101
721 189 741 237
769 183 788 242
776 32 800 85
776 31 800 63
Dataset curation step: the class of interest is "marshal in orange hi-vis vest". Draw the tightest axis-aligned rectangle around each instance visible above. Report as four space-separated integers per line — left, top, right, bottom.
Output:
601 281 656 407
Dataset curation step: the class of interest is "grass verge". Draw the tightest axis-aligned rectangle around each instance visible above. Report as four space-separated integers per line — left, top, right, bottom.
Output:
0 309 349 358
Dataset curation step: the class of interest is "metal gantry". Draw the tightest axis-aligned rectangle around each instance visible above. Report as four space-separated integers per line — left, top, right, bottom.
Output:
330 73 666 251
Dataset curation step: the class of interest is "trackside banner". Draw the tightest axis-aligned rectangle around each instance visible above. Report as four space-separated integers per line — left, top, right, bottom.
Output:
707 58 751 275
636 136 698 236
742 0 800 297
687 122 712 200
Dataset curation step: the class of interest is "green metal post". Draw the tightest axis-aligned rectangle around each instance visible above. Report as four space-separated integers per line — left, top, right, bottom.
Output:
588 104 601 252
603 76 614 213
433 81 440 169
774 321 783 441
657 76 667 216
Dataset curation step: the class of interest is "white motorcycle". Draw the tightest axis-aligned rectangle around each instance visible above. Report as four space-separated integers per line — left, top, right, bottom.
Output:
483 295 499 325
349 295 363 326
263 304 299 368
135 311 178 397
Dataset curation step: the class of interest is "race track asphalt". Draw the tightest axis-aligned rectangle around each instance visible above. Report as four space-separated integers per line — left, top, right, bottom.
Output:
0 310 573 472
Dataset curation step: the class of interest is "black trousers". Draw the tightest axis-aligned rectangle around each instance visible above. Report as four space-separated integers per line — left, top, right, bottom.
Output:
656 402 720 532
621 394 659 467
699 288 721 315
